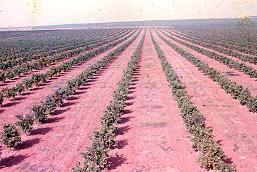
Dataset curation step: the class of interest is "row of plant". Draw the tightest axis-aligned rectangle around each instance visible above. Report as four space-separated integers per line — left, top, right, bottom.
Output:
0 30 139 107
74 30 145 172
0 30 97 62
151 32 236 171
156 31 257 112
0 29 124 62
0 29 133 81
160 29 257 78
168 29 257 64
0 30 141 156
174 27 257 55
172 30 257 57
0 29 130 80
0 29 130 70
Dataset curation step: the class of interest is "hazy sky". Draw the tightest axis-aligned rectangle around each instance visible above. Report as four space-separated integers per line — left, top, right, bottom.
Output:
0 0 257 28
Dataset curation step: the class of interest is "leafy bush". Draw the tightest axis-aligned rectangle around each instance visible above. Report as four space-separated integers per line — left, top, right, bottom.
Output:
2 87 17 99
0 92 3 106
0 71 6 82
16 114 34 133
32 105 48 123
0 124 21 148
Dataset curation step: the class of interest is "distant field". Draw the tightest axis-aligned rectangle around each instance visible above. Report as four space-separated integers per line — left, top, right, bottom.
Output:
0 23 257 171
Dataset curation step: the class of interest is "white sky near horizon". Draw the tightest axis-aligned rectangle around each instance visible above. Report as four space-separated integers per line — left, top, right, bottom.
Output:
0 0 257 28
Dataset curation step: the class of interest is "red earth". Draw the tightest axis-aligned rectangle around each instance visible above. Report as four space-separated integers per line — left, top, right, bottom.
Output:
154 30 257 171
0 30 131 91
160 29 257 97
0 30 139 125
168 29 257 69
0 30 142 171
109 30 203 171
1 28 257 172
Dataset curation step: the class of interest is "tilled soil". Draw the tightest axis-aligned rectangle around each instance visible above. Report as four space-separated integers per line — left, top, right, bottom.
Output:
154 30 257 171
0 30 143 172
109 30 204 172
161 29 257 97
0 30 139 126
1 28 257 172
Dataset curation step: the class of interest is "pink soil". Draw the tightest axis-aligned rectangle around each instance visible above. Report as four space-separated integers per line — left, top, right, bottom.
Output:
159 30 257 97
153 30 257 171
0 30 139 124
0 30 130 90
0 30 143 171
167 29 257 74
109 30 204 172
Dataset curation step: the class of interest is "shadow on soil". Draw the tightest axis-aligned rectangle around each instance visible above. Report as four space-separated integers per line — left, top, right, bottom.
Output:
30 127 53 135
51 108 70 115
61 101 77 107
125 102 134 106
116 139 128 149
17 138 41 150
108 154 126 170
14 96 27 101
47 116 65 124
119 116 134 124
0 154 28 168
116 126 130 135
126 96 135 101
2 101 20 107
122 109 133 115
66 96 79 101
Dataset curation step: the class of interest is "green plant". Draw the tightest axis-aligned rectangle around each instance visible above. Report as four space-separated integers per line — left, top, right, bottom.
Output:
0 124 21 148
15 83 25 95
2 87 17 99
157 30 257 113
32 105 47 123
74 31 145 171
0 92 3 106
151 31 236 171
0 71 6 82
16 114 34 133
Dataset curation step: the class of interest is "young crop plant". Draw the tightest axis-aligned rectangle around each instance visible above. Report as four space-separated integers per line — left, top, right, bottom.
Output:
16 114 34 133
168 29 257 64
161 29 257 79
2 87 17 100
32 105 48 123
151 31 236 171
0 29 134 82
1 30 141 141
0 30 137 105
0 92 3 106
74 31 145 172
156 30 257 113
0 124 21 148
0 71 6 82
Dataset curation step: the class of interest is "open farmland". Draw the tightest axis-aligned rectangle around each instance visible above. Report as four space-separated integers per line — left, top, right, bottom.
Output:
0 25 257 172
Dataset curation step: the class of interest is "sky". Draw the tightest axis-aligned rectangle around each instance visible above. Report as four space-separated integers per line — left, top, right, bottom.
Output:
0 0 257 28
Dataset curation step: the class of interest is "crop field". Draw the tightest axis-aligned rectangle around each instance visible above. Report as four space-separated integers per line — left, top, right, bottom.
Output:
0 26 257 171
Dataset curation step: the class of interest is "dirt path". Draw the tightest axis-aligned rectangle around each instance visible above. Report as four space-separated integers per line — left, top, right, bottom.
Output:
0 30 131 90
108 30 203 171
153 30 257 171
158 30 257 97
0 30 143 172
0 30 139 125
